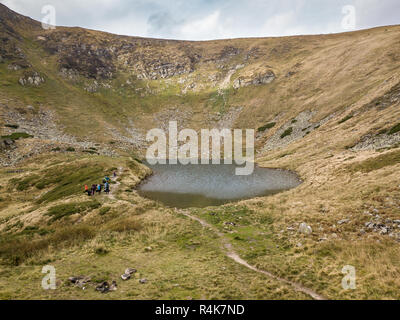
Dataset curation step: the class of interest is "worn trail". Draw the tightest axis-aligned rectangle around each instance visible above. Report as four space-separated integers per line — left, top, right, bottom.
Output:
179 210 327 300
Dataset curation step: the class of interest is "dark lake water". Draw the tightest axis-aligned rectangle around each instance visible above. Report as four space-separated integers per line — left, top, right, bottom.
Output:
137 163 302 208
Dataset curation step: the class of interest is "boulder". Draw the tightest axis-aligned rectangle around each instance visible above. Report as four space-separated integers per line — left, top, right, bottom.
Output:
298 222 312 235
95 281 110 293
19 71 45 86
233 71 275 89
125 268 137 275
121 273 131 281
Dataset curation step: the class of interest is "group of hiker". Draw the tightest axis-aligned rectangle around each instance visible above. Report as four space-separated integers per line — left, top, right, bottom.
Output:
84 172 117 197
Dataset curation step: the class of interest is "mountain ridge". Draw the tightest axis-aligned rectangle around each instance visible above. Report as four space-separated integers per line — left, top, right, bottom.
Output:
1 3 400 300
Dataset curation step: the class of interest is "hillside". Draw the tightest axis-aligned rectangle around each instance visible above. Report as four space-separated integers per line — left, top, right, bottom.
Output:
0 3 400 300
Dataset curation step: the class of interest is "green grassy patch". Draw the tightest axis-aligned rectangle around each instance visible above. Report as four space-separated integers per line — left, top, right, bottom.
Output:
388 123 400 135
338 114 353 124
194 205 253 229
9 160 108 203
47 200 101 222
257 122 276 132
1 132 33 140
280 127 293 139
0 225 96 265
99 206 111 216
348 150 400 173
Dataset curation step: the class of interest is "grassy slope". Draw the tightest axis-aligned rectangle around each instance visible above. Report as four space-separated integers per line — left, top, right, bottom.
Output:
0 153 308 300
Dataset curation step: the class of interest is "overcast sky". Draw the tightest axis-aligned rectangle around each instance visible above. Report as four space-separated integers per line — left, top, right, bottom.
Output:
1 0 399 40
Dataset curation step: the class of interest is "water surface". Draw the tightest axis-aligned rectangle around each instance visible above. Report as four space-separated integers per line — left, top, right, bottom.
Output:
138 163 302 208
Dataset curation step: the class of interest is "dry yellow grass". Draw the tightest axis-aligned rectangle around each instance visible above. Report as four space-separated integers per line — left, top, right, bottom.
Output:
1 4 400 299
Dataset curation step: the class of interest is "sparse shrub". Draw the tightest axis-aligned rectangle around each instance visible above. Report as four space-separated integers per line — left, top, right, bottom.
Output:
47 201 101 222
51 147 61 152
66 147 75 152
388 123 400 135
14 174 40 191
338 114 353 124
4 124 19 129
35 163 106 203
280 127 293 139
94 247 109 255
109 218 142 233
257 122 276 132
348 150 400 173
1 132 33 140
0 225 96 266
50 225 96 244
83 150 98 155
99 206 111 216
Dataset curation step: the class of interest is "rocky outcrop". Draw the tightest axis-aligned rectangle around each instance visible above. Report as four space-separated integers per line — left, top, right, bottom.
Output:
18 71 45 86
0 107 117 166
352 131 400 151
259 110 337 152
0 138 15 151
59 44 116 79
41 31 201 81
233 71 275 89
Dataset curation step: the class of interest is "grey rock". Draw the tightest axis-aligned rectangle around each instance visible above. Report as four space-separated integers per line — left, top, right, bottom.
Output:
96 281 110 293
125 268 137 275
380 227 388 235
298 222 312 235
109 280 118 291
121 273 131 281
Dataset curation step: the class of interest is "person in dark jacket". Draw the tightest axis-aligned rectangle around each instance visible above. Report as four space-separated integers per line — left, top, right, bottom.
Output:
104 182 110 194
91 184 97 196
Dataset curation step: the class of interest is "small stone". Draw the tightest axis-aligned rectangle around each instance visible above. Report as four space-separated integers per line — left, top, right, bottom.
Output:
96 281 110 294
139 278 147 284
296 242 303 247
145 246 153 252
125 268 137 275
298 222 312 235
109 281 118 291
68 276 81 284
121 273 131 281
338 219 350 225
224 222 236 227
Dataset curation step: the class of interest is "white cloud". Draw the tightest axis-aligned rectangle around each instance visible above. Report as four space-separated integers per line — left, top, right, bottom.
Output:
0 0 399 40
178 11 222 40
